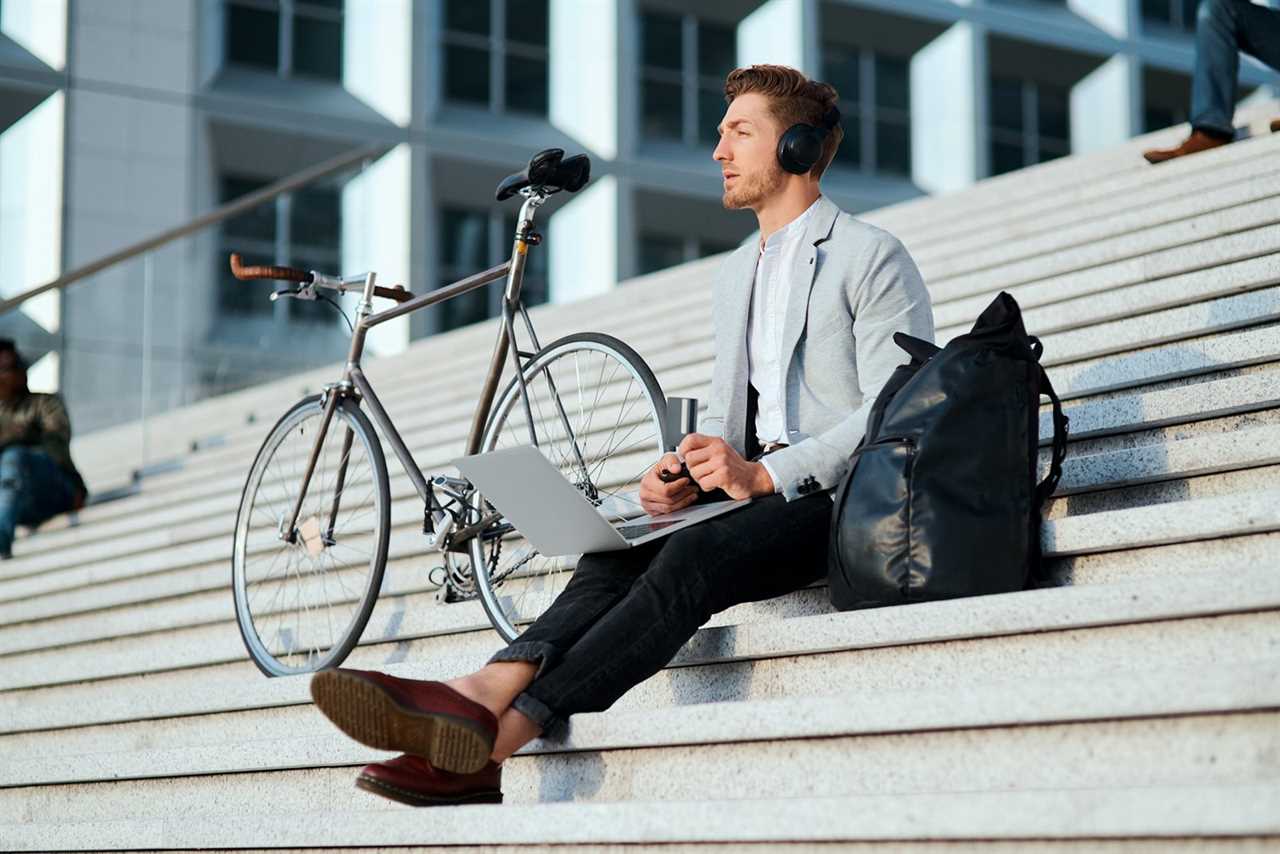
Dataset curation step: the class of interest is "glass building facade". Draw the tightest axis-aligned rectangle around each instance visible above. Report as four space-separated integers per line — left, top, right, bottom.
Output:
0 0 1274 431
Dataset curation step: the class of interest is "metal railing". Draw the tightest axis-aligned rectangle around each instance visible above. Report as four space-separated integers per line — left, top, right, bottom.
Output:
2 143 388 488
0 144 384 316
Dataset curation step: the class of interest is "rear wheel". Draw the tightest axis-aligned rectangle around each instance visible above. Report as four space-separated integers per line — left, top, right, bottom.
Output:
232 395 391 677
470 332 668 642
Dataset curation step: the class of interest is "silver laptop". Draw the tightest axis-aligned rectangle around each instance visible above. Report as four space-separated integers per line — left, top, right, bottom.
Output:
452 444 753 556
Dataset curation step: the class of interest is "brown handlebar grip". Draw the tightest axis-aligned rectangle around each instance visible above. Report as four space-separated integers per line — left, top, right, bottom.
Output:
229 253 312 283
373 285 413 303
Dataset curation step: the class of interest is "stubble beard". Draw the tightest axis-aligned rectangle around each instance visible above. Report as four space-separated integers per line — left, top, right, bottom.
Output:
722 161 787 210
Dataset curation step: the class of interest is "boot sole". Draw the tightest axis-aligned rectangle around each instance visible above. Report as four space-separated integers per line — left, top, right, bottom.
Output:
310 670 494 774
355 773 503 807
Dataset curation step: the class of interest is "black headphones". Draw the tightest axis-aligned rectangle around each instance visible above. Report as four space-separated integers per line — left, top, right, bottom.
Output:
776 106 842 175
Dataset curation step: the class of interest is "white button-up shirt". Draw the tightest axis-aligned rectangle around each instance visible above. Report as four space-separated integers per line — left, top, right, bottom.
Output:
748 196 820 493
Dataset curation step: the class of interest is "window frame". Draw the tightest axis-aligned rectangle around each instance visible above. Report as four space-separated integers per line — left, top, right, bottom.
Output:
223 0 345 83
987 74 1072 176
638 8 737 146
441 0 551 116
435 205 550 332
821 42 913 178
217 173 343 327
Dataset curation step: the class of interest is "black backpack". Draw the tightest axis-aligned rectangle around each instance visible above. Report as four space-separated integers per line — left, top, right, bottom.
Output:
827 292 1069 610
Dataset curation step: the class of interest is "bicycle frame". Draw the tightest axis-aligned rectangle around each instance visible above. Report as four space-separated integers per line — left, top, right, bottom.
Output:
281 190 591 550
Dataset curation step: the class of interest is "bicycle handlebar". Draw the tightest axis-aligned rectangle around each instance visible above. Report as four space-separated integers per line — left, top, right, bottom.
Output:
228 253 412 303
230 253 310 283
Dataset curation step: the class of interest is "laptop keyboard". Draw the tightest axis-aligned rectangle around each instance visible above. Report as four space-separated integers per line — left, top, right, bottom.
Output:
615 518 683 539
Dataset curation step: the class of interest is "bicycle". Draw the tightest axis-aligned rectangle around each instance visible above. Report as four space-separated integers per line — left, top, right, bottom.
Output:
230 148 674 677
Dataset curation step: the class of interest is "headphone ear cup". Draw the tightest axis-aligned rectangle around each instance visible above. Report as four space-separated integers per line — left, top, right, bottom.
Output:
777 123 824 175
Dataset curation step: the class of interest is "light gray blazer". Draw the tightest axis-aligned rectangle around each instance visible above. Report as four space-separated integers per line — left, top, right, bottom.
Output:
699 194 936 502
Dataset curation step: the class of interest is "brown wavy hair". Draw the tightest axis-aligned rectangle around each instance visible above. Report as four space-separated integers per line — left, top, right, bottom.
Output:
723 64 843 180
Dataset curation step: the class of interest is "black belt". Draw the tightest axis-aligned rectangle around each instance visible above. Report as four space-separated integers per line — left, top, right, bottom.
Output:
758 441 789 457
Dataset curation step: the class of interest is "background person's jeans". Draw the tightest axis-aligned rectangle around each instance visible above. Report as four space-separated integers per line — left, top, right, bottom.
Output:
1191 0 1280 137
487 490 833 738
0 446 77 557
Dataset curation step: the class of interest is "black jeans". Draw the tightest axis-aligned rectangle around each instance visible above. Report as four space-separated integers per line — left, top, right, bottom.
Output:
1191 0 1280 137
486 490 833 738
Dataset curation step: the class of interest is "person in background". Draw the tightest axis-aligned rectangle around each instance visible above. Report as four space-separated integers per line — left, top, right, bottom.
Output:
0 340 86 558
1144 0 1280 164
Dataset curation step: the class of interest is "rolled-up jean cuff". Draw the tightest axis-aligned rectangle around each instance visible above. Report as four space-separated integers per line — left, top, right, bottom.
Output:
486 639 559 681
510 690 568 740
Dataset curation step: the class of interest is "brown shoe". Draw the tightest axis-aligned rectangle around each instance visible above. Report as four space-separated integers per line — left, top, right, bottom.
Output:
356 754 503 807
310 669 498 773
1271 118 1280 134
1143 129 1231 164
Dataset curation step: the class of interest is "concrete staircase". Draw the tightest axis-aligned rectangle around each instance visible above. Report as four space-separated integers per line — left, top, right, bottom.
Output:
3 106 1280 850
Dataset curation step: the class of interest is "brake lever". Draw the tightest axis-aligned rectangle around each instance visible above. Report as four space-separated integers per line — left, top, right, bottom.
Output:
270 283 317 302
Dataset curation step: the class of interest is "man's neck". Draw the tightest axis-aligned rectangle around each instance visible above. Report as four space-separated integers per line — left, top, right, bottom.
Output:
755 185 822 248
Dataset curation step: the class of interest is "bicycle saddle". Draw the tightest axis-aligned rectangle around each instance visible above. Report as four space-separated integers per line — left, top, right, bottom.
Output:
495 148 591 201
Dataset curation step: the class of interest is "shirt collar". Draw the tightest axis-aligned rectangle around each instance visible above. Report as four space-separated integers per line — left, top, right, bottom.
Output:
759 195 822 256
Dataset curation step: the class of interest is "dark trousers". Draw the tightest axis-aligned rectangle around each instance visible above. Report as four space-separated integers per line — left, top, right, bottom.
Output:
487 490 833 738
0 446 77 557
1191 0 1280 137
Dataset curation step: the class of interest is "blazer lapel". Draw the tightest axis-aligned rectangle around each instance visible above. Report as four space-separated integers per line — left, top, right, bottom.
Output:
777 196 840 379
720 243 759 454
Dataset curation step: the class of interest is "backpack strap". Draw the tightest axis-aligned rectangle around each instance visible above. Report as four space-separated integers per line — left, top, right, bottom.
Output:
1035 364 1069 508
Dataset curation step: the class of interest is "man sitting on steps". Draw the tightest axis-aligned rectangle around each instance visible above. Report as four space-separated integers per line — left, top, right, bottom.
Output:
0 340 86 560
309 64 936 807
1144 0 1280 164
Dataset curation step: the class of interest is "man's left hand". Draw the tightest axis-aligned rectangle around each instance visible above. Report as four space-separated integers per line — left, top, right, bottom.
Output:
677 433 775 499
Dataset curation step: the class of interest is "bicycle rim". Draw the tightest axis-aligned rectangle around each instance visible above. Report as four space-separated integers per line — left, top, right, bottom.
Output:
232 396 391 676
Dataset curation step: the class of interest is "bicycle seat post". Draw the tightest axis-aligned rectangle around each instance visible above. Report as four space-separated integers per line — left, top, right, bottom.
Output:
503 191 547 306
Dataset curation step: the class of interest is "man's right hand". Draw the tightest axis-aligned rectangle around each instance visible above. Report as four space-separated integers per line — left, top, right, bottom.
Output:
639 453 698 516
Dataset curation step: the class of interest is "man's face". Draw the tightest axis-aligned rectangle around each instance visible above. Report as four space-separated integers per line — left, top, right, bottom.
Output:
0 352 25 401
712 92 788 210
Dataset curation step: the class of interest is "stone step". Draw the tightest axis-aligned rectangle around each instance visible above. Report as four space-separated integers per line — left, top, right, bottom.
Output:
1054 423 1280 495
3 653 1276 793
866 100 1277 241
4 782 1277 850
3 408 1273 626
918 161 1280 286
2 553 1273 706
4 407 1274 637
909 139 1280 266
32 309 1280 561
936 245 1280 336
1045 369 1280 441
932 210 1280 310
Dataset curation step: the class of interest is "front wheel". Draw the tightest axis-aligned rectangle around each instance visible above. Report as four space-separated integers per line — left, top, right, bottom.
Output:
232 394 391 676
470 332 668 642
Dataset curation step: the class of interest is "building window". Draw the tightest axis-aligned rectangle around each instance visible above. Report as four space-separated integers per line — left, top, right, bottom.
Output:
639 9 736 145
637 234 738 276
822 44 912 177
224 0 344 82
442 0 549 115
436 208 548 332
988 75 1070 176
218 175 341 324
1141 0 1200 33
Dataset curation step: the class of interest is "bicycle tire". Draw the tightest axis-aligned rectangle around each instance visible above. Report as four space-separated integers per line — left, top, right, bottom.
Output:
232 394 391 677
470 332 668 642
